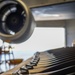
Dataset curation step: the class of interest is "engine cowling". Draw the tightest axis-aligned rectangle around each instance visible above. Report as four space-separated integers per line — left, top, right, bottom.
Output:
0 0 36 43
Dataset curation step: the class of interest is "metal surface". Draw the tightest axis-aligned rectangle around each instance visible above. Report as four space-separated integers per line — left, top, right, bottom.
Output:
1 47 75 75
23 0 74 8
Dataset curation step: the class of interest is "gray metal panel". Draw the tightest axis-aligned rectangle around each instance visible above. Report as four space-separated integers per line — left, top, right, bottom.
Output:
65 19 75 47
23 0 64 8
36 20 65 27
23 0 74 8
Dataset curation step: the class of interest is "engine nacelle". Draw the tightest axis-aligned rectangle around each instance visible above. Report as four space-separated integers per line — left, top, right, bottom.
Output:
0 0 36 43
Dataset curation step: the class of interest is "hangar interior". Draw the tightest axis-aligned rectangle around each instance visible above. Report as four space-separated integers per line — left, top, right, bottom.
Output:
24 0 75 47
0 0 75 75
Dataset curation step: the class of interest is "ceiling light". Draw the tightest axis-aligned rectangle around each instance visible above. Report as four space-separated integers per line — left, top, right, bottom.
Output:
41 14 60 17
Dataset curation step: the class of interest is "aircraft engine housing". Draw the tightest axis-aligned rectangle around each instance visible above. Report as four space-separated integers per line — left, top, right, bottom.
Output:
0 0 36 43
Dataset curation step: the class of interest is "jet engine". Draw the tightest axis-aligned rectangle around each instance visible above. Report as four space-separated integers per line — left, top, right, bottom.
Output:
0 0 35 43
